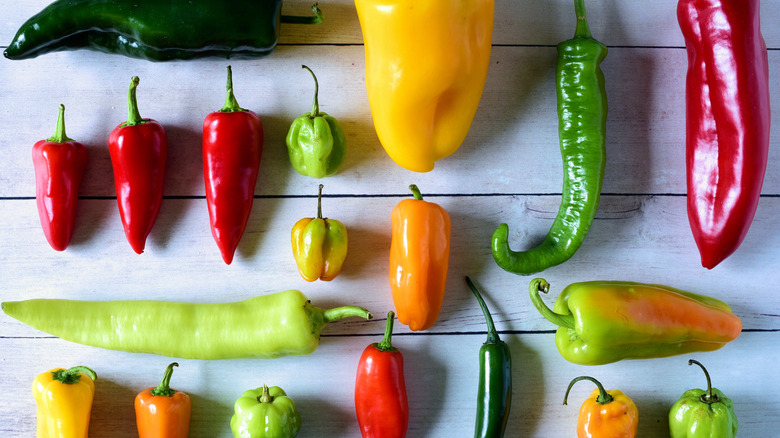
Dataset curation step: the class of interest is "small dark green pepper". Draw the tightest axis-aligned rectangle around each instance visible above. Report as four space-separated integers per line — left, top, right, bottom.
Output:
286 65 346 178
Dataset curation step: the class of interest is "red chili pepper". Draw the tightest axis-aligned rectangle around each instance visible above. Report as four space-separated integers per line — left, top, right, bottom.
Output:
109 76 167 254
33 104 88 251
678 0 771 269
202 65 263 264
354 311 409 438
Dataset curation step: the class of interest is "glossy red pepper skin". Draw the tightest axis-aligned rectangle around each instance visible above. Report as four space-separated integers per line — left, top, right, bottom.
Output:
202 66 263 264
33 104 88 251
354 312 409 438
678 0 770 269
109 76 167 254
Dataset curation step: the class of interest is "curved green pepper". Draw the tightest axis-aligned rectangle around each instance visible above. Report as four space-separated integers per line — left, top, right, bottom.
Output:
231 385 302 438
286 65 347 178
492 0 607 275
669 360 738 438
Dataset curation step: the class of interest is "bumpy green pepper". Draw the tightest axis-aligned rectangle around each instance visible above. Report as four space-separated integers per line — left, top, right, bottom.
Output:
231 385 302 438
286 65 346 178
669 360 738 438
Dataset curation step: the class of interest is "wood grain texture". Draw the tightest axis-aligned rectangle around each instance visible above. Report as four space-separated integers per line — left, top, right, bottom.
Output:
1 0 779 437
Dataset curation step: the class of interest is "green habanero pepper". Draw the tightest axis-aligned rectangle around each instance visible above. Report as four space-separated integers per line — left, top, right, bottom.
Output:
466 277 512 438
1 289 372 360
669 359 738 438
231 384 302 438
492 0 607 275
4 0 323 61
286 65 347 178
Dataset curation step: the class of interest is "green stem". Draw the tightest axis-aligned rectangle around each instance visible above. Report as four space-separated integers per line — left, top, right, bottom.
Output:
466 277 500 343
375 311 398 352
220 65 246 113
51 366 97 385
47 104 73 143
316 184 324 219
281 3 324 24
150 362 179 397
573 0 593 39
689 359 720 404
258 384 274 404
528 279 575 329
563 376 613 405
322 306 373 323
302 65 320 117
409 184 423 201
123 76 145 126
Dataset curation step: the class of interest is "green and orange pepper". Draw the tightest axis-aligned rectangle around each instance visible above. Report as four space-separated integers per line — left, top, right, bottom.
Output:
291 184 348 282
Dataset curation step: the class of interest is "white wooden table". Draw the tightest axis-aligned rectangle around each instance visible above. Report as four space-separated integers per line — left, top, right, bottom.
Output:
2 1 778 436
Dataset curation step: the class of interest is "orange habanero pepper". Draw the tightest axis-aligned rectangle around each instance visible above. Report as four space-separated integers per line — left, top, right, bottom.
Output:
135 362 191 438
389 184 451 331
563 376 638 438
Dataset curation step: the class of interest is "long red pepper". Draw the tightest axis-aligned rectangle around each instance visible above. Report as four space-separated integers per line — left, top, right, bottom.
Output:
202 65 263 264
33 104 88 251
354 311 409 438
678 0 770 269
109 76 168 254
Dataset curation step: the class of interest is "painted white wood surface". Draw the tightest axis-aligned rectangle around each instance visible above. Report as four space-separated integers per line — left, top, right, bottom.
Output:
1 1 778 437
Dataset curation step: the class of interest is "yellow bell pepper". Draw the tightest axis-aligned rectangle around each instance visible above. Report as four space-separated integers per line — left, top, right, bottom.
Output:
354 0 495 172
32 366 97 438
291 184 348 281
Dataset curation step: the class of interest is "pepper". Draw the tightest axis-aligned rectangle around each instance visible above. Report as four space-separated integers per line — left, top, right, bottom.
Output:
354 311 409 438
33 365 97 438
466 277 511 438
203 65 263 265
563 376 638 438
231 384 302 438
678 0 771 269
286 65 346 178
389 185 451 331
135 362 191 438
4 1 323 61
529 278 742 365
291 184 348 282
669 359 738 438
492 0 607 276
354 0 494 172
2 289 372 360
109 76 167 254
33 104 88 252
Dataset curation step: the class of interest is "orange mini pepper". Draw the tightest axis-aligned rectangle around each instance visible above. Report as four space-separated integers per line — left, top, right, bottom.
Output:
389 184 451 331
563 376 638 438
135 362 191 438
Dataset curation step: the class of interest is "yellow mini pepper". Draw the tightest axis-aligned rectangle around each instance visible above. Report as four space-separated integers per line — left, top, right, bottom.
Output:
291 184 348 282
354 0 495 172
33 366 97 438
563 376 638 438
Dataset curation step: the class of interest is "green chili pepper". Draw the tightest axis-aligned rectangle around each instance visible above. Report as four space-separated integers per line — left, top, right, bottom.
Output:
466 277 512 438
1 289 372 360
231 384 302 438
669 360 738 438
286 65 347 178
491 0 607 275
4 1 323 61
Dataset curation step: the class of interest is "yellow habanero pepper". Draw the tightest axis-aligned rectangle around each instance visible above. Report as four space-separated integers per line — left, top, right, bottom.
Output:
563 376 639 438
291 184 348 281
33 366 97 438
354 0 495 172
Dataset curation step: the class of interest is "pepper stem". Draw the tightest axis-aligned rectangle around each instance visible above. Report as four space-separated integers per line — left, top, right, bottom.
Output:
258 384 274 404
466 277 500 344
302 65 320 117
528 279 575 329
573 0 593 39
281 3 324 24
51 366 97 385
47 104 74 143
375 311 398 352
123 76 146 127
220 65 246 113
316 184 324 219
688 359 720 404
322 305 373 323
409 184 423 201
150 362 179 397
563 376 614 405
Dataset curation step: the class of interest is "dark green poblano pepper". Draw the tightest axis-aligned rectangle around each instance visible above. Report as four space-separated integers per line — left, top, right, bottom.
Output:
669 360 738 438
286 65 347 178
492 0 607 275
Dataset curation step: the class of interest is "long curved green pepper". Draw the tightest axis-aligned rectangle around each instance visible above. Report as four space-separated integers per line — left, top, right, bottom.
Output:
491 0 607 275
466 277 512 438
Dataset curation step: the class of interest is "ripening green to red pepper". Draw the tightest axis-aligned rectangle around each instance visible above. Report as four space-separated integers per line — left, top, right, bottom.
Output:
669 360 738 438
33 104 88 252
109 76 167 254
231 384 302 438
135 362 191 438
203 65 263 264
291 184 348 282
492 0 607 275
678 0 771 269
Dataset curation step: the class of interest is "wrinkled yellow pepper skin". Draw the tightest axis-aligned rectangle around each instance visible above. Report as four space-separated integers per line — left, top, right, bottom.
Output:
291 185 347 282
33 366 97 438
355 0 495 172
